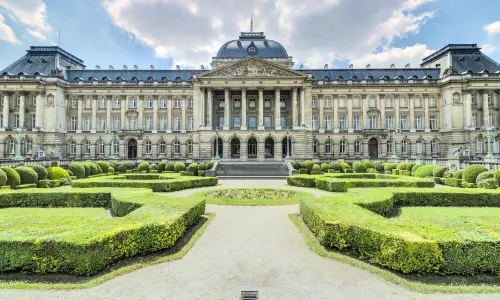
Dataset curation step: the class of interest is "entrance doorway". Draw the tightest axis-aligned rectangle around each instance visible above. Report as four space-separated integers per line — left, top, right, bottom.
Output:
282 137 292 158
231 138 240 158
128 139 137 159
265 138 274 158
368 138 378 159
213 138 223 158
247 138 257 158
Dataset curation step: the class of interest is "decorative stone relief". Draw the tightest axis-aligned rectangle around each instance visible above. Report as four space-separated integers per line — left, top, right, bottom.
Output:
201 58 304 78
46 94 55 107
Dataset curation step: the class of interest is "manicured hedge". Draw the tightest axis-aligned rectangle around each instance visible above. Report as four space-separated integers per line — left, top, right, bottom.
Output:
286 175 317 187
0 167 21 189
188 163 198 176
0 169 7 186
443 178 462 188
411 164 422 175
97 161 110 173
432 166 448 178
304 160 314 174
149 163 158 172
462 165 488 183
137 161 150 172
352 162 366 173
384 163 397 172
28 164 48 180
174 162 186 173
413 165 437 178
453 169 463 179
314 176 434 192
47 167 69 180
158 161 166 173
320 163 329 173
476 171 493 184
14 166 38 184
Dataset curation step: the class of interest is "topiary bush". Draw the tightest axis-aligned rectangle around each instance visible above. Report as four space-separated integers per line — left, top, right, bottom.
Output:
28 164 48 180
477 178 497 189
96 161 110 173
411 164 422 175
0 169 7 187
413 165 437 178
68 162 86 179
88 163 98 175
198 163 205 172
67 169 74 176
396 162 407 170
120 161 135 173
329 162 342 172
292 162 300 170
149 163 158 172
363 162 373 170
384 163 397 173
311 164 321 174
158 161 166 173
406 163 416 172
47 167 70 180
340 162 350 170
0 167 21 189
320 163 329 173
432 166 448 178
137 161 150 173
82 162 92 177
205 161 214 170
188 163 198 176
462 165 488 183
352 161 366 173
494 170 500 186
165 162 175 172
95 164 102 174
475 171 493 184
374 162 384 173
366 168 377 173
14 166 38 184
174 162 186 173
304 160 314 174
108 167 115 174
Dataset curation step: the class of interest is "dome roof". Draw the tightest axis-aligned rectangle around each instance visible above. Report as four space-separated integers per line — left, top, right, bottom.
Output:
216 32 289 59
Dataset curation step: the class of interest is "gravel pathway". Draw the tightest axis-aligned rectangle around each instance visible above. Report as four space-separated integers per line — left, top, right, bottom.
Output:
1 180 498 300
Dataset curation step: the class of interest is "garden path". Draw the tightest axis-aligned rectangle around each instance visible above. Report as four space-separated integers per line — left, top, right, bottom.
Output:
1 180 497 300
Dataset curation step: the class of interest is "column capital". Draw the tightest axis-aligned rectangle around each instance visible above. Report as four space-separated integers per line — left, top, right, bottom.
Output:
378 93 385 98
361 94 367 99
346 95 352 100
299 86 305 92
206 87 212 92
34 90 41 96
241 86 247 93
2 91 12 96
106 95 113 100
318 94 324 99
224 87 230 92
258 87 264 93
199 86 205 92
19 91 28 96
275 87 281 92
423 93 430 98
92 95 99 100
408 93 414 98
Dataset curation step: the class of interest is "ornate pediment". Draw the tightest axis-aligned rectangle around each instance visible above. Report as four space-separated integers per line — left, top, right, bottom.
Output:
199 57 306 79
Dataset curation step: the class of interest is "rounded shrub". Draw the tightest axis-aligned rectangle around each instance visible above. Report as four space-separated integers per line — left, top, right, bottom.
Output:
158 161 166 173
149 163 158 171
66 169 74 176
68 162 86 179
81 162 91 177
453 169 464 179
443 170 453 178
374 162 384 173
366 168 377 173
304 160 314 174
396 162 407 170
494 170 500 185
292 162 300 170
432 166 448 178
406 163 416 172
87 162 98 175
165 162 175 172
411 164 422 175
384 163 397 172
312 164 321 172
174 162 186 173
413 165 437 178
110 161 121 172
28 164 48 180
205 161 214 170
108 167 115 174
352 161 366 173
47 166 69 180
0 167 21 188
475 171 493 184
329 162 342 171
340 162 349 170
137 161 150 172
95 163 102 174
198 163 206 171
14 166 38 184
320 163 329 173
462 165 488 183
120 161 135 173
188 163 198 175
477 178 497 189
96 161 110 173
363 162 373 170
0 169 7 186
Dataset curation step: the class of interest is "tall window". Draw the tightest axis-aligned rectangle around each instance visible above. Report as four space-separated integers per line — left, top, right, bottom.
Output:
429 97 436 107
160 116 167 130
416 140 423 154
400 115 407 129
31 115 35 129
280 116 286 127
86 98 92 108
354 140 361 154
387 140 393 154
129 116 137 130
325 140 332 154
312 116 317 130
144 140 152 154
99 99 106 108
401 139 409 154
386 115 393 129
249 98 256 108
174 98 181 108
264 116 272 128
312 97 317 108
16 95 20 106
471 93 476 105
130 98 137 108
400 97 406 107
188 116 193 130
385 97 392 107
325 116 331 130
25 138 32 154
69 140 76 155
187 140 193 154
114 99 121 108
113 116 120 130
84 140 91 155
339 140 346 154
431 139 439 153
174 117 181 131
98 140 105 155
188 98 193 108
313 139 318 154
414 97 421 107
234 98 241 108
173 140 181 154
353 115 360 130
146 98 153 108
161 98 167 108
493 139 499 153
145 116 152 130
325 97 331 107
415 115 422 129
70 116 77 130
369 97 376 108
31 95 36 106
98 117 106 130
476 138 483 153
219 99 225 108
8 139 15 154
489 113 493 126
112 139 119 155
430 115 437 130
471 114 476 127
280 98 286 108
84 116 91 130
264 98 271 108
488 93 492 105
218 116 224 128
339 116 346 130
339 97 346 108
15 115 20 128
369 115 376 129
353 97 360 108
159 140 166 154
248 116 257 128
72 98 78 108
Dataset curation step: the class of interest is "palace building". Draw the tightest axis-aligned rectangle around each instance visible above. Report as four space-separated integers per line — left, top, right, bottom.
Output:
1 32 500 161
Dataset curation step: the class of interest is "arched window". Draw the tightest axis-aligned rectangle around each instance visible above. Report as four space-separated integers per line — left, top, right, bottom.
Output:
339 140 346 154
84 140 91 155
476 138 483 153
7 138 15 155
431 139 439 154
387 139 393 155
97 139 105 155
158 140 166 154
187 140 193 154
354 140 361 154
313 139 319 154
68 140 76 155
144 140 152 154
325 140 332 154
173 140 181 154
24 138 32 154
416 139 424 154
401 139 409 154
494 138 499 153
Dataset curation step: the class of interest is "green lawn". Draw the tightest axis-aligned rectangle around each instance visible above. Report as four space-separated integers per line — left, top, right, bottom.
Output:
192 188 315 206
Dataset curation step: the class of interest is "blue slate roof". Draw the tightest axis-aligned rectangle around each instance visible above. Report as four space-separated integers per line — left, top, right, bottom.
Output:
66 69 205 81
216 32 289 59
306 69 440 80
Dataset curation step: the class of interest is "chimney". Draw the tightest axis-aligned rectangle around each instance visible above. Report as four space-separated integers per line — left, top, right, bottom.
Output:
366 64 370 69
405 63 410 69
109 65 114 70
176 65 180 70
324 64 328 69
150 65 155 70
95 65 101 70
349 64 353 69
123 65 128 70
134 65 139 70
390 64 395 69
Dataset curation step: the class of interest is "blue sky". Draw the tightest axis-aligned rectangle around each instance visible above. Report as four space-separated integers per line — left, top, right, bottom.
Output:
1 0 500 70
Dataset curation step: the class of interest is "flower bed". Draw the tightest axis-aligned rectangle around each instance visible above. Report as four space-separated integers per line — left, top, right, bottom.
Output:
206 189 296 200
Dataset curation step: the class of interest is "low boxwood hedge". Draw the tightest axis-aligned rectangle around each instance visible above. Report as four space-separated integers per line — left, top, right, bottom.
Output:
462 165 488 183
314 176 434 192
0 167 21 189
443 178 462 188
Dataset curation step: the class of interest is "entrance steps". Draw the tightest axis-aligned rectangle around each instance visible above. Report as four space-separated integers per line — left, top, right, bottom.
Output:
216 162 289 179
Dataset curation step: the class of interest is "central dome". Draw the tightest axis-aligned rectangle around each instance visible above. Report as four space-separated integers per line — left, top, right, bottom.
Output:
216 32 289 59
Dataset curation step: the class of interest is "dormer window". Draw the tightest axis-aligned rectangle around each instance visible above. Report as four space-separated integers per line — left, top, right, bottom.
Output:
350 76 357 80
475 57 481 61
337 76 344 81
161 77 168 81
366 76 373 81
323 76 329 82
147 77 154 82
131 77 139 81
459 57 465 61
116 77 123 82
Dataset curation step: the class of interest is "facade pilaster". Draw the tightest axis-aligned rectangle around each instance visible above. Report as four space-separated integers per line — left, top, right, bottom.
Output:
464 91 472 129
319 94 324 132
181 95 187 131
241 87 247 130
362 94 368 129
121 96 126 130
206 88 213 129
106 95 112 130
199 87 205 128
300 87 305 126
292 87 298 128
19 91 26 128
304 86 312 129
483 90 490 126
167 95 172 133
2 92 10 129
394 94 400 129
379 94 385 129
91 95 97 131
347 95 353 130
77 96 83 131
138 95 144 130
223 87 230 130
34 91 43 129
409 94 415 129
152 95 158 131
424 94 430 130
258 88 264 130
275 87 281 130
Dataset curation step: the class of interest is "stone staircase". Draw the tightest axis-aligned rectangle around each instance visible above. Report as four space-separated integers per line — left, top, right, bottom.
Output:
216 162 289 179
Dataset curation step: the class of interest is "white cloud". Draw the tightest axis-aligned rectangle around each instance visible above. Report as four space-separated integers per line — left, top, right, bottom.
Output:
0 13 18 43
102 0 436 68
0 0 52 42
349 44 435 68
481 43 497 55
484 21 500 36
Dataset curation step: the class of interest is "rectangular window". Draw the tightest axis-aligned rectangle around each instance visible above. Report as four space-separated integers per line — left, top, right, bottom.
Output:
174 98 181 108
471 114 476 127
312 116 317 130
429 97 436 107
99 142 105 155
488 93 492 105
248 116 257 128
400 97 406 107
489 113 493 126
72 99 78 108
471 93 476 105
386 115 393 129
280 116 287 127
325 97 331 107
414 97 421 107
174 117 181 131
113 116 120 130
114 99 121 108
312 97 317 108
188 116 193 130
385 97 392 107
70 116 77 130
99 99 106 108
99 117 106 130
31 114 35 128
130 98 137 109
219 99 225 108
16 95 20 106
353 97 359 108
69 142 76 155
160 117 166 130
264 98 271 108
400 115 407 129
129 116 137 130
86 99 92 108
416 142 423 154
369 97 376 108
31 95 36 106
145 116 152 130
249 98 256 108
369 115 376 129
233 116 241 128
146 98 153 108
161 98 167 108
264 116 272 128
387 140 393 155
218 116 224 128
188 98 193 108
415 115 422 129
325 116 331 130
353 115 360 130
280 97 286 108
339 97 346 108
85 116 91 130
234 98 241 108
339 116 346 129
430 115 437 130
113 140 119 155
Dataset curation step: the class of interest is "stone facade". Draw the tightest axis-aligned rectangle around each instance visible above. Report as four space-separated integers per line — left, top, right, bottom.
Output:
1 35 500 161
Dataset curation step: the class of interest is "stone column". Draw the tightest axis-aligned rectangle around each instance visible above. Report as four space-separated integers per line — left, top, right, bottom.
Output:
292 87 298 128
106 96 112 130
2 92 10 129
333 95 339 132
121 96 126 130
91 95 97 131
379 94 385 129
347 95 353 130
424 94 430 130
362 94 368 129
19 91 26 128
199 87 205 128
206 88 213 129
181 95 187 131
304 87 312 128
241 87 247 130
275 87 281 130
394 94 400 129
153 95 158 131
223 88 230 130
409 94 415 129
167 95 172 133
319 94 324 132
138 96 144 129
300 87 305 126
464 91 472 129
483 90 490 126
35 91 43 129
258 88 264 130
77 96 83 131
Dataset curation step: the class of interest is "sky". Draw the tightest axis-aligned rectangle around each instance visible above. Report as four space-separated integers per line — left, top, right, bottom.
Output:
1 0 500 70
